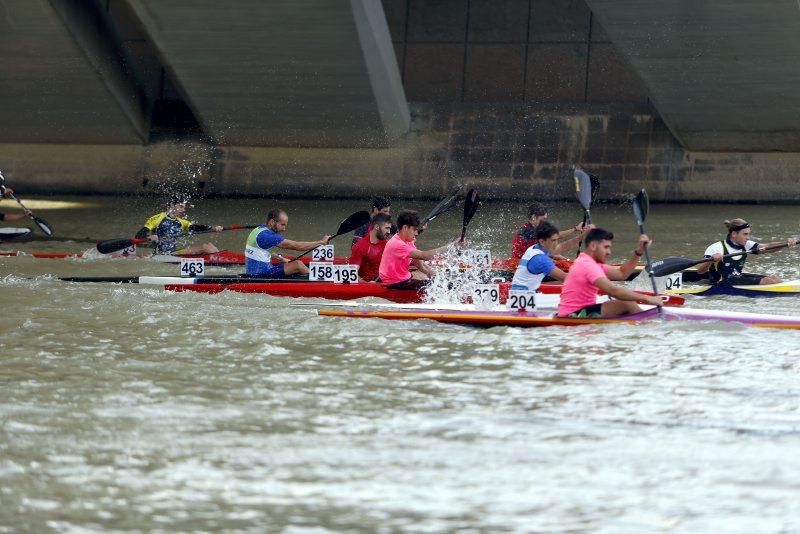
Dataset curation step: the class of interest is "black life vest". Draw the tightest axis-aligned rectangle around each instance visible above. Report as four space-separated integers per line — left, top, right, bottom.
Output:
708 239 749 284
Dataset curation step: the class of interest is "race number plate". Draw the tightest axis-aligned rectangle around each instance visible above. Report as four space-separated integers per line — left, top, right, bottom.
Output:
473 283 501 306
507 290 536 310
179 258 204 277
469 250 492 268
311 245 335 262
333 264 359 284
309 262 335 281
657 272 682 291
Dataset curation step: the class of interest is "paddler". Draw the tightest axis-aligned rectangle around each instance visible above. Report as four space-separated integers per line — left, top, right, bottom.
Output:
511 221 582 291
511 201 585 259
0 186 31 223
378 210 460 290
697 218 796 285
556 228 663 318
135 196 223 255
352 196 397 246
349 212 392 282
245 209 329 277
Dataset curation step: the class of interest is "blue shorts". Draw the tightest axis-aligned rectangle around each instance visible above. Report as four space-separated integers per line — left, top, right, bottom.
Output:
246 262 286 277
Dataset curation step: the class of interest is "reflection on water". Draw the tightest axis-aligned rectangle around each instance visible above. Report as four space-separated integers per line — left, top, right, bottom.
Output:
2 197 800 530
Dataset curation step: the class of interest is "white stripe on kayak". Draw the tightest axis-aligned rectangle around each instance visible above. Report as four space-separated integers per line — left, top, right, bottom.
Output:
138 276 197 285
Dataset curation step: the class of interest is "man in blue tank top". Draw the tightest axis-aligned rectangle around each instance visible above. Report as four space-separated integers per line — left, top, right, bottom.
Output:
245 209 329 277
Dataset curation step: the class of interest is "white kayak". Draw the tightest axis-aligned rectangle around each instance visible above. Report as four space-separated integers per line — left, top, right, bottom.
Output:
0 227 32 240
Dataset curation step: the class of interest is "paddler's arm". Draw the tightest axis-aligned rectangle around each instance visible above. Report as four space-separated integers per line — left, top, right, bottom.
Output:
606 235 651 281
695 254 720 274
277 235 330 251
545 266 567 282
553 224 595 256
408 240 460 261
0 211 27 222
412 258 436 276
594 277 663 306
755 238 797 253
189 224 223 233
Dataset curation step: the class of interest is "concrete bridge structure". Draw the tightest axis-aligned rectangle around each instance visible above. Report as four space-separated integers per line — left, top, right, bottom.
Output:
0 0 798 202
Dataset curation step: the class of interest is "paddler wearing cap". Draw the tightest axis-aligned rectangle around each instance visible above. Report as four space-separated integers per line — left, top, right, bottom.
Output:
135 196 223 255
697 218 796 285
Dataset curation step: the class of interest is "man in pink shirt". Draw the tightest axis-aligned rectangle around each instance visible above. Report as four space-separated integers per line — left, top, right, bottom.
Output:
557 228 663 318
379 210 459 290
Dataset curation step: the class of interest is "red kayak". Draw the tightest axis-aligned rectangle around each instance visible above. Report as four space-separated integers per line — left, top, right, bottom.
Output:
164 280 684 306
0 249 355 267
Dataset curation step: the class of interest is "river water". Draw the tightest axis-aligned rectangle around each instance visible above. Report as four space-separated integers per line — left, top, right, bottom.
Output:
2 196 800 531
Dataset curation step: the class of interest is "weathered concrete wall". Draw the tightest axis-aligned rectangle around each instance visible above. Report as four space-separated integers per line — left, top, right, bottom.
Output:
3 103 800 203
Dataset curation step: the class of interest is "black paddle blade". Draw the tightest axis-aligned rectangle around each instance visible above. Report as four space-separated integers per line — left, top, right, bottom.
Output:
590 173 601 202
649 256 706 278
632 189 649 227
423 184 463 224
32 215 54 236
331 211 371 239
460 189 480 242
573 166 593 211
97 237 136 254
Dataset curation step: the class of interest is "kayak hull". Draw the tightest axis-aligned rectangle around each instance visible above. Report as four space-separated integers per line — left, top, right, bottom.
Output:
317 306 800 330
59 275 683 306
0 227 32 240
166 281 425 303
161 281 682 306
668 279 800 298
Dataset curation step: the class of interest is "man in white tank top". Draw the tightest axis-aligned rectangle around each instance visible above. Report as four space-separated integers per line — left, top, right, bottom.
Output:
511 221 569 291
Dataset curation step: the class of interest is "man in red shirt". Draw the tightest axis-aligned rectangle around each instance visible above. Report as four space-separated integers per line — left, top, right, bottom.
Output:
349 212 392 282
511 202 584 259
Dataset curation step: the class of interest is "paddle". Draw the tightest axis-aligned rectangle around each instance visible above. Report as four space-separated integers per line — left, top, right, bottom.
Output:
290 210 371 262
418 184 463 235
632 189 663 317
0 171 54 236
459 188 480 243
573 166 595 225
573 166 599 256
650 241 794 278
96 224 258 254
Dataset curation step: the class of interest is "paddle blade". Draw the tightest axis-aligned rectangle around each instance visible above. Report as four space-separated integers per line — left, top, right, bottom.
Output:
331 211 371 239
422 184 463 224
97 237 140 254
590 173 601 202
32 215 54 236
460 189 480 242
632 189 649 228
573 166 593 211
650 256 707 278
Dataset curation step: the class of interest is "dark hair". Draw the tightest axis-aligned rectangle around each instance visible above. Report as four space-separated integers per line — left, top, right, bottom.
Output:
372 212 392 226
527 202 547 218
267 209 286 223
584 228 614 247
397 210 421 229
371 196 391 210
535 221 559 241
167 195 187 207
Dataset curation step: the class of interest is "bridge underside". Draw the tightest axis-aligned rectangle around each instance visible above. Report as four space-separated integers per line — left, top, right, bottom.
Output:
587 0 800 151
0 0 408 147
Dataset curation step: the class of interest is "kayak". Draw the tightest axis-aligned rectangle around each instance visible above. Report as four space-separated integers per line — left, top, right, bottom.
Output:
1 249 247 266
667 279 800 298
0 227 32 240
316 305 800 330
163 280 683 306
59 275 684 306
